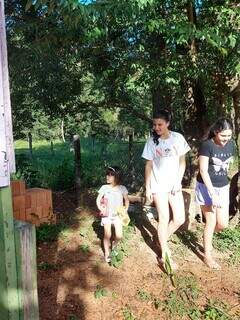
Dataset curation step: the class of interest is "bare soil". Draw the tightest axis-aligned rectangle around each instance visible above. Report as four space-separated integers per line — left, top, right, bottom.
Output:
37 191 240 320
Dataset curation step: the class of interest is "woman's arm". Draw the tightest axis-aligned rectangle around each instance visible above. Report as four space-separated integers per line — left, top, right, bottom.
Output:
145 160 153 202
123 193 129 210
96 193 103 211
199 155 215 195
178 155 186 182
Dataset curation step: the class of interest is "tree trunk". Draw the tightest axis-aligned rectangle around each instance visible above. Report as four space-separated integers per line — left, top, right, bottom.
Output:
73 134 81 207
61 120 65 142
128 131 136 190
230 80 240 167
50 140 54 154
183 2 208 139
152 82 167 115
28 132 33 157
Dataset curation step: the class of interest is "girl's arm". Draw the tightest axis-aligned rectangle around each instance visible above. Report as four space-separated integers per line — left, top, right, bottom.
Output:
145 160 153 202
199 155 219 207
123 193 129 211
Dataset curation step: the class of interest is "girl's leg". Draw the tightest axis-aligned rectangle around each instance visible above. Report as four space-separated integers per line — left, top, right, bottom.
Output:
168 191 186 237
153 193 170 260
103 224 112 261
202 205 220 269
113 221 123 248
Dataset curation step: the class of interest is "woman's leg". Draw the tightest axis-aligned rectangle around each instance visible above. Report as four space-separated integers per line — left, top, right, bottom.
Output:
168 191 186 237
153 193 170 260
215 207 229 231
103 224 112 261
202 205 220 269
215 186 230 232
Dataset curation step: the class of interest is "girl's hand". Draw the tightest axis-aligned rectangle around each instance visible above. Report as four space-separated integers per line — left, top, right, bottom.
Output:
146 187 153 203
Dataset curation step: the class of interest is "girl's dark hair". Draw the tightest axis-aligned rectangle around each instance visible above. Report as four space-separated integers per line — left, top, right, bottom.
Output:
106 166 122 185
207 117 233 139
152 109 171 145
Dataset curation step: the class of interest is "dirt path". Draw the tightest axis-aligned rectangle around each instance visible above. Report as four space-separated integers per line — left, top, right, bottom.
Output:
37 192 240 320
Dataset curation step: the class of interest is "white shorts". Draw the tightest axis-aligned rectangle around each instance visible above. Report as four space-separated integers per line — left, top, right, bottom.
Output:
101 215 122 226
195 182 229 208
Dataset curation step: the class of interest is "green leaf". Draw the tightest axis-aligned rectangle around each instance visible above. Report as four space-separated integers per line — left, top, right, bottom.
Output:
229 34 236 48
25 0 33 11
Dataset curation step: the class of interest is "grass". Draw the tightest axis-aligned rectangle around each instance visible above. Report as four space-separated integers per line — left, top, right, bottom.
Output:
122 305 137 320
136 288 152 301
202 299 234 320
163 274 200 319
110 224 135 268
36 223 67 242
14 138 145 191
213 227 240 265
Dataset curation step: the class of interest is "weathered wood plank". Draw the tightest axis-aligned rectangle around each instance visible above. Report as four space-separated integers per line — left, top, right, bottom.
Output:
0 186 19 320
0 0 15 175
14 221 39 320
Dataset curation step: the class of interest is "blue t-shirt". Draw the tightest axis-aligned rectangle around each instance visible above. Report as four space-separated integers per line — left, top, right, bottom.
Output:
197 139 235 187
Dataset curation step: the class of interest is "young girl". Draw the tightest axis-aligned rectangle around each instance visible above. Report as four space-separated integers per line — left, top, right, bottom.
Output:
142 110 190 269
96 166 129 262
196 118 235 269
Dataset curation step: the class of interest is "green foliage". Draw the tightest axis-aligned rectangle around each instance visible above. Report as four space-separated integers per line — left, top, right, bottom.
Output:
136 288 152 301
14 138 145 191
164 274 200 319
14 140 74 190
164 290 188 318
79 244 90 254
38 262 58 271
122 305 137 320
36 223 67 242
153 297 162 310
110 248 125 268
202 300 232 320
110 224 135 268
111 291 118 299
213 227 240 265
94 285 108 299
68 315 79 320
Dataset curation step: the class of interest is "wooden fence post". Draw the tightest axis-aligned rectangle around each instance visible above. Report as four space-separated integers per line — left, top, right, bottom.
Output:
14 221 39 320
0 186 19 320
28 132 33 157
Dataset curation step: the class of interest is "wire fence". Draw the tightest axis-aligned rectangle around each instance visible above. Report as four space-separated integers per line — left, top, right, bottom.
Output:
14 138 146 193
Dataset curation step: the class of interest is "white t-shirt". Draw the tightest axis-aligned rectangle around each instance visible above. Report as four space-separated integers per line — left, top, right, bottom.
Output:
142 131 191 193
98 184 128 217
